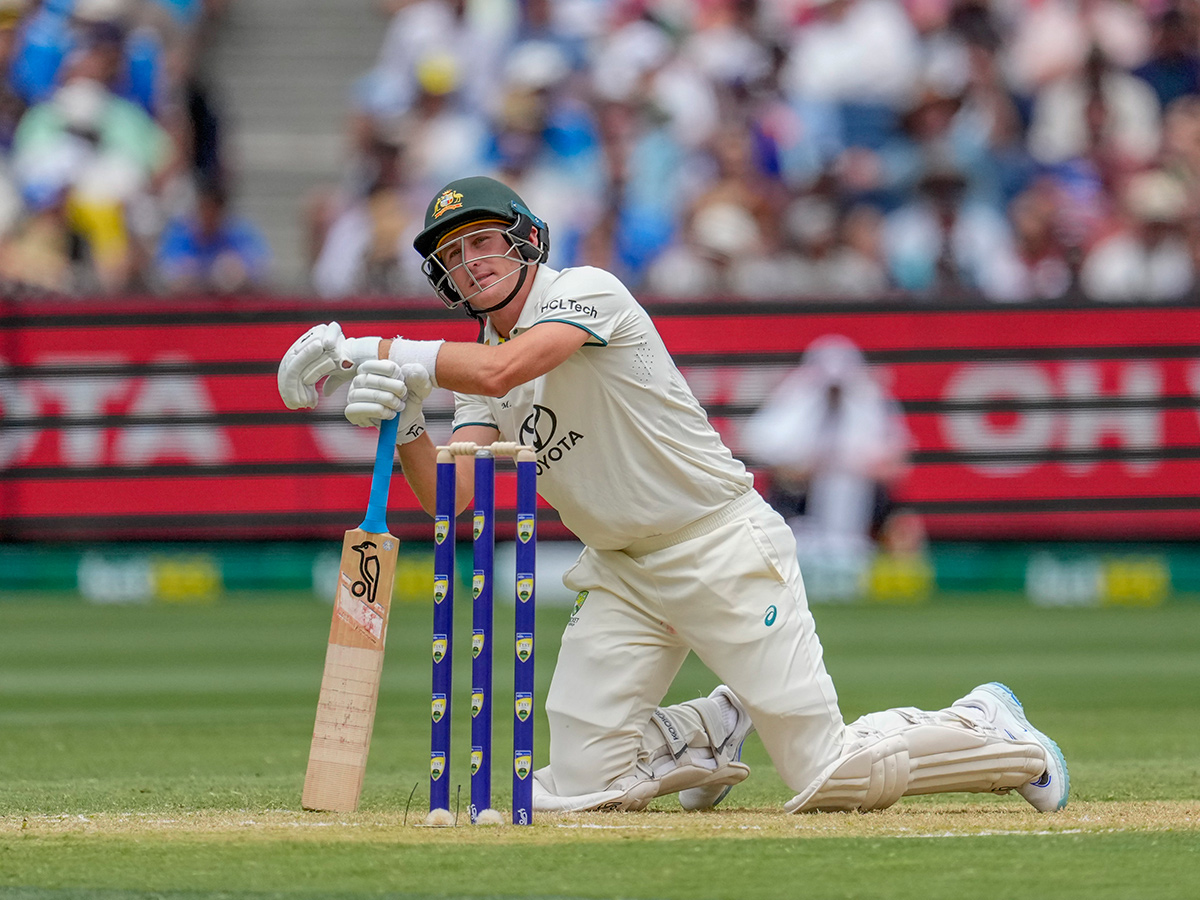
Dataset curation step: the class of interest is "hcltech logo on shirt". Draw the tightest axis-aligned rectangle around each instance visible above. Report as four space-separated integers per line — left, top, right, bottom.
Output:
542 297 599 318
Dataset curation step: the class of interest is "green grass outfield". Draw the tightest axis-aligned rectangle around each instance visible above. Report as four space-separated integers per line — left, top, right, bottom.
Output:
1 596 1198 899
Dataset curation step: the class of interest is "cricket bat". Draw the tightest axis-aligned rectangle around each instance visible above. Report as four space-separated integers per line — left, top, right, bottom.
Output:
302 414 401 812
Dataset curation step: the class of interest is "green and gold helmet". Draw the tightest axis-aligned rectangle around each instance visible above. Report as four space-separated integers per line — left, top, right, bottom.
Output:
414 176 550 309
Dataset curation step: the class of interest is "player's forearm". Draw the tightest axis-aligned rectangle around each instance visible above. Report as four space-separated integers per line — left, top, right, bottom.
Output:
396 431 476 517
386 323 590 398
432 341 527 397
380 337 511 397
396 432 440 515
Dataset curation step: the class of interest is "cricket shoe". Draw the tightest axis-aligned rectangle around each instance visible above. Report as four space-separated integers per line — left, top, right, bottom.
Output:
954 681 1070 812
678 686 756 810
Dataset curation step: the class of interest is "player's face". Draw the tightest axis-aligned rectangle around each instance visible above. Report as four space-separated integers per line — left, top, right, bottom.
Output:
437 224 525 309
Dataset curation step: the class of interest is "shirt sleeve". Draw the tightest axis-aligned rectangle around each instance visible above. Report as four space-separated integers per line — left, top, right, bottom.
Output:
524 266 630 346
451 392 498 432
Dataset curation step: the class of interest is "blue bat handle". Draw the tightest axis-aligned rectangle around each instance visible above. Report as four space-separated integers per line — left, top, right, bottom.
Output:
359 415 400 534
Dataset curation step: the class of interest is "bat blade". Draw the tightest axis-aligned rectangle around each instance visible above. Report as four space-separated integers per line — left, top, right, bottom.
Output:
302 526 400 812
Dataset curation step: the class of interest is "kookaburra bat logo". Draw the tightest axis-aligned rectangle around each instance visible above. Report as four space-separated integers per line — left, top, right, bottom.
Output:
351 541 380 604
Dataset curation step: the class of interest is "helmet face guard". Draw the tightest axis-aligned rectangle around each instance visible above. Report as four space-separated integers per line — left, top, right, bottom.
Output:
414 177 551 312
420 209 548 310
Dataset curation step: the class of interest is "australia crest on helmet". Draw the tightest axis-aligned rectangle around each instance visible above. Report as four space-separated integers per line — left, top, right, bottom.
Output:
432 188 464 220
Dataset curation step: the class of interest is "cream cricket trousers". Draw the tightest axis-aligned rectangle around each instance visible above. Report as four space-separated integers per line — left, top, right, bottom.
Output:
544 490 847 796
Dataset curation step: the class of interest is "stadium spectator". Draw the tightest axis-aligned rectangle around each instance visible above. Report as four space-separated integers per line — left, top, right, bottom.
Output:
1 0 24 149
1079 167 1196 301
686 121 782 252
953 36 1036 209
9 0 170 116
366 0 511 121
0 0 237 295
312 44 490 296
836 201 891 294
297 0 1196 302
679 0 773 93
0 169 75 291
643 116 785 297
587 93 688 284
782 0 922 161
10 71 175 290
1132 4 1199 112
592 7 720 151
1002 0 1150 97
1027 44 1161 171
387 53 488 197
155 173 270 294
994 178 1077 302
1 1 21 238
782 193 890 299
484 41 605 268
644 192 766 298
310 129 428 299
881 157 1016 298
837 79 992 211
509 0 590 74
6 0 1198 302
1159 94 1200 212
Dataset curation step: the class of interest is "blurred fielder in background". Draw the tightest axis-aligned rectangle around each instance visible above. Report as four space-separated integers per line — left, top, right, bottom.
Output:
746 334 919 598
277 176 1069 815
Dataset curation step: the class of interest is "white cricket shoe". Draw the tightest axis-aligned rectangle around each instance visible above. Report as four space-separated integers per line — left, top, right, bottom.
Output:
956 681 1070 812
678 686 756 810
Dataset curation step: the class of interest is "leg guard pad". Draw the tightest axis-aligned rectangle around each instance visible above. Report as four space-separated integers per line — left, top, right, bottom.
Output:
532 767 658 813
785 708 1047 813
645 705 751 798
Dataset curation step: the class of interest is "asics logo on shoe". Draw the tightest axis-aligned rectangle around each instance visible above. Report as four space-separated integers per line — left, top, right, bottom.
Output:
1031 772 1052 787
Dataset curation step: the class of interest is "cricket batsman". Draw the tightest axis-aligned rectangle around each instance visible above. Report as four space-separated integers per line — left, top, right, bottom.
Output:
277 176 1069 814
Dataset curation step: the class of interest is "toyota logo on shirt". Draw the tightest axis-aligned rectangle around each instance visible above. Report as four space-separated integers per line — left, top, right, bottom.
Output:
519 405 584 474
519 405 557 451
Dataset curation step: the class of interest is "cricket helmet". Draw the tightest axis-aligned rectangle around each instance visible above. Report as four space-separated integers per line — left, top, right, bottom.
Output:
414 176 550 310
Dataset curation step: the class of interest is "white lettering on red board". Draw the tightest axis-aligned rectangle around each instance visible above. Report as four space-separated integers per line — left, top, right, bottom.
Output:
0 353 231 469
942 362 1167 476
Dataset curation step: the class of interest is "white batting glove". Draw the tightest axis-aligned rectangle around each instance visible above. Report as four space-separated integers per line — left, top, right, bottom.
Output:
344 360 434 444
393 362 434 444
344 359 408 427
277 321 381 410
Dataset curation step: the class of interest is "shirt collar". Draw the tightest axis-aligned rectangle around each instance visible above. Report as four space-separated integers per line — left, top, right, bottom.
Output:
481 264 559 344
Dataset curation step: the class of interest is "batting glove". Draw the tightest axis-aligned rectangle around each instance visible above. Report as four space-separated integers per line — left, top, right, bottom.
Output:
345 360 433 444
277 321 381 410
394 362 434 444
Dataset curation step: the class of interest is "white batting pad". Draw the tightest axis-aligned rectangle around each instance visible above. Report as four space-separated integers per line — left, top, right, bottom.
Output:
785 707 1047 813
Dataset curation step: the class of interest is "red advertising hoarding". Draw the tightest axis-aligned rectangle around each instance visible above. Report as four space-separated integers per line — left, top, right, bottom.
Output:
2 296 1197 541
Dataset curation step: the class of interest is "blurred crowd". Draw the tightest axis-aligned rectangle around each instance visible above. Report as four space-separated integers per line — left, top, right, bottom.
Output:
5 0 1200 302
311 0 1200 304
0 0 269 295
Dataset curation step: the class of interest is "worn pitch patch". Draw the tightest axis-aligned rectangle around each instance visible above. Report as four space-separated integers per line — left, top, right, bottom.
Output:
2 801 1196 844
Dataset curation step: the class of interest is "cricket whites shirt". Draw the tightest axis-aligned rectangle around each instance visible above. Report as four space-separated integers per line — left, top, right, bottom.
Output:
452 265 754 550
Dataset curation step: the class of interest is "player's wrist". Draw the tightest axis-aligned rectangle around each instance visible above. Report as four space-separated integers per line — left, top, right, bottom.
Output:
343 336 382 367
387 338 443 388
